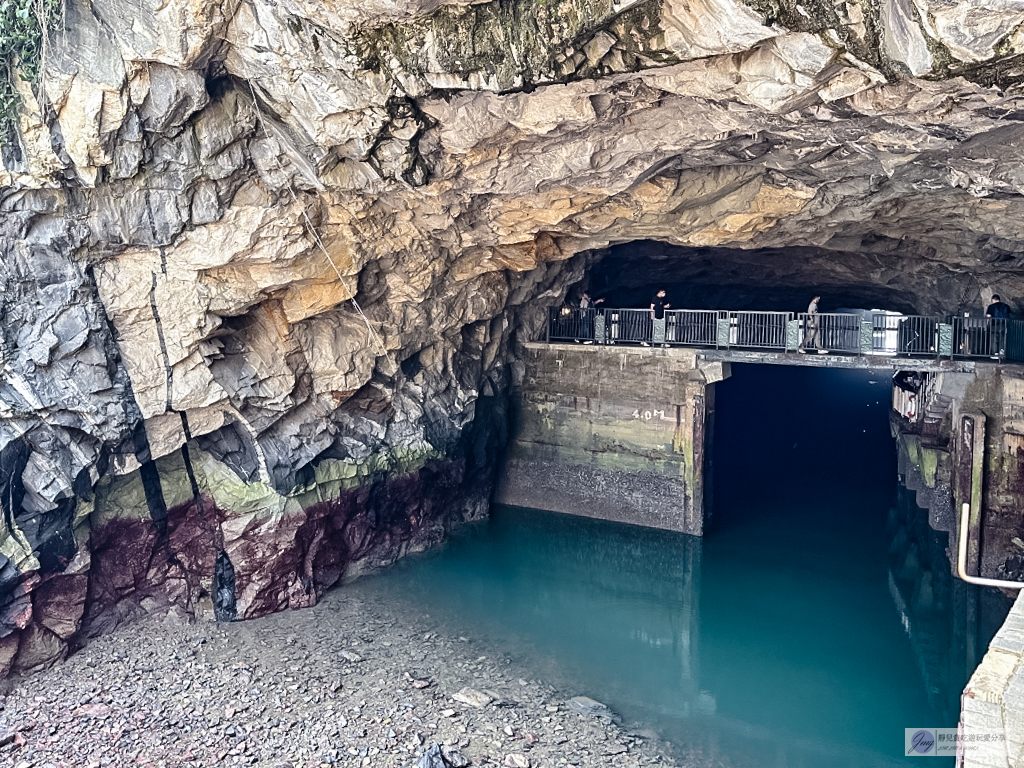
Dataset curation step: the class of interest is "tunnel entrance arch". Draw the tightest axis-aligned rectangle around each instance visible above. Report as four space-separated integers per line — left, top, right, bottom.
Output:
501 232 1021 536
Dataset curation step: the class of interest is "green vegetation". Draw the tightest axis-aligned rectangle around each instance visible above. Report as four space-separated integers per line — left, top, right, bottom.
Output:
0 0 60 138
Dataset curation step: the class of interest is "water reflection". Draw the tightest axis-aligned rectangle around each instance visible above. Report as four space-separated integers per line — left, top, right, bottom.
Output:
351 497 1008 767
365 508 706 720
886 485 1010 726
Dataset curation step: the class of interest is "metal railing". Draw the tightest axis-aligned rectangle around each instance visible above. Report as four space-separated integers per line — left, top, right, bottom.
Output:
547 307 597 342
666 310 719 346
1006 320 1024 362
949 317 1024 360
605 308 655 344
546 306 1024 362
727 311 790 350
798 312 862 354
896 315 940 356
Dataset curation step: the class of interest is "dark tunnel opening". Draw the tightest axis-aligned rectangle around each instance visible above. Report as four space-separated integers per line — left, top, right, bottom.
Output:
579 240 995 318
698 364 1010 757
709 363 897 528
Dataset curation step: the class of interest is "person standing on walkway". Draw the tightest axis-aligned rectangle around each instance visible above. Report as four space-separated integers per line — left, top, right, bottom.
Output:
644 289 670 345
986 294 1010 319
801 295 825 353
650 289 669 318
986 294 1011 356
578 292 604 343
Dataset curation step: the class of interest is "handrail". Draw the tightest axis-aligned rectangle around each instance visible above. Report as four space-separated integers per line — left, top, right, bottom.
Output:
871 313 944 356
957 502 1024 590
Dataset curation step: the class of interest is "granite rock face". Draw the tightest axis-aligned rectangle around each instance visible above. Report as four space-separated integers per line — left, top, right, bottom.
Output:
2 0 1024 672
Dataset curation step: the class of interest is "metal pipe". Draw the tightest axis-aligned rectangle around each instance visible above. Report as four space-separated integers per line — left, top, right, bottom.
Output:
957 502 1024 590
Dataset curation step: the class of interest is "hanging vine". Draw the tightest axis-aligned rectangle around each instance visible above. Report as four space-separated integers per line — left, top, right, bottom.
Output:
0 0 60 141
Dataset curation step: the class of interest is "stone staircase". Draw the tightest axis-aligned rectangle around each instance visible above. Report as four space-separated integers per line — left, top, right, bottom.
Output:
921 392 953 441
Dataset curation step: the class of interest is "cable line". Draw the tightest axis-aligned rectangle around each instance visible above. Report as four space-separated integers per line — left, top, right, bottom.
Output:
245 80 394 372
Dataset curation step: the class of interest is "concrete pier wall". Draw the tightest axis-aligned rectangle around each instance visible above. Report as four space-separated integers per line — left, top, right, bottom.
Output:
496 343 728 535
895 367 1024 582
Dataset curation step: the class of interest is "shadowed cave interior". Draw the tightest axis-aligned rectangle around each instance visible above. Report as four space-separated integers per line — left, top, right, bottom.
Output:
580 240 1015 317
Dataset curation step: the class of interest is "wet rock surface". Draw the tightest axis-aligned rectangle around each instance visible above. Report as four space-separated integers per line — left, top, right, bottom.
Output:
0 586 697 768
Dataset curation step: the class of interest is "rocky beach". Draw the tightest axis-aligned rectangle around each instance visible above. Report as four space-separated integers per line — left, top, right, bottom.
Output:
0 576 697 768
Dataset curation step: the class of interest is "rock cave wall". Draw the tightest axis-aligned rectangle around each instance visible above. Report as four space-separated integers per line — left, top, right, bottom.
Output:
3 0 1024 675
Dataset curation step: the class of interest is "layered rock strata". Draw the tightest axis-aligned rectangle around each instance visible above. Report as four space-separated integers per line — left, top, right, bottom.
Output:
3 0 1024 675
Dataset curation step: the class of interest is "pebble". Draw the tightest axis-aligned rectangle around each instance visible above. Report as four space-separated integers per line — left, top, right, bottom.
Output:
452 687 493 708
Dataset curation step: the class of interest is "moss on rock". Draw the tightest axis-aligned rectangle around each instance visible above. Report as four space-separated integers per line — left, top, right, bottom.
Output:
354 0 671 91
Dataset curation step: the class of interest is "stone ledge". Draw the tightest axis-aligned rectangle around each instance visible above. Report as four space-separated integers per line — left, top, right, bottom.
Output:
962 592 1024 767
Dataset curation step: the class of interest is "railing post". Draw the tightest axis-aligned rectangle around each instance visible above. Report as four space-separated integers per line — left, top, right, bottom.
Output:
595 310 606 345
785 317 799 351
653 317 666 345
860 320 873 355
716 312 730 349
546 307 551 343
938 322 953 358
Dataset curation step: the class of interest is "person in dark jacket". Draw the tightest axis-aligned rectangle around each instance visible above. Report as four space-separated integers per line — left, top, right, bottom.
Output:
650 289 669 319
986 294 1011 319
986 294 1012 357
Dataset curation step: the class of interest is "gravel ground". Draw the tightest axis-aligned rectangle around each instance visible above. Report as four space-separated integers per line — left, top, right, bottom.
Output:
0 584 702 768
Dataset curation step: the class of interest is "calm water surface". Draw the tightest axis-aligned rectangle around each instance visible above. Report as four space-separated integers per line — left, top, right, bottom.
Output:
351 365 1009 767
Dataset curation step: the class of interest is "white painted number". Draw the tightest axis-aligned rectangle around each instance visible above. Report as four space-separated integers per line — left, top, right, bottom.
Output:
632 409 668 421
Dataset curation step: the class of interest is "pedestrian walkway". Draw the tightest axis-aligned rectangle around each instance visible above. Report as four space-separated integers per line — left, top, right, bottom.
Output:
546 307 1024 363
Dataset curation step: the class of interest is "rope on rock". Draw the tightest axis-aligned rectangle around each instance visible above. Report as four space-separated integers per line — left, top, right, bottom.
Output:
244 80 394 372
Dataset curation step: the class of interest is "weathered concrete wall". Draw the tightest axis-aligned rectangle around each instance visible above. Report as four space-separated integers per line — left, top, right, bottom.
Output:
961 591 1024 767
896 432 953 527
496 343 728 534
894 367 1024 582
971 370 1024 581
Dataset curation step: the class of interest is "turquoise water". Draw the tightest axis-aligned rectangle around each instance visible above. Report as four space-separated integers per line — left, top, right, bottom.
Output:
351 366 1009 767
